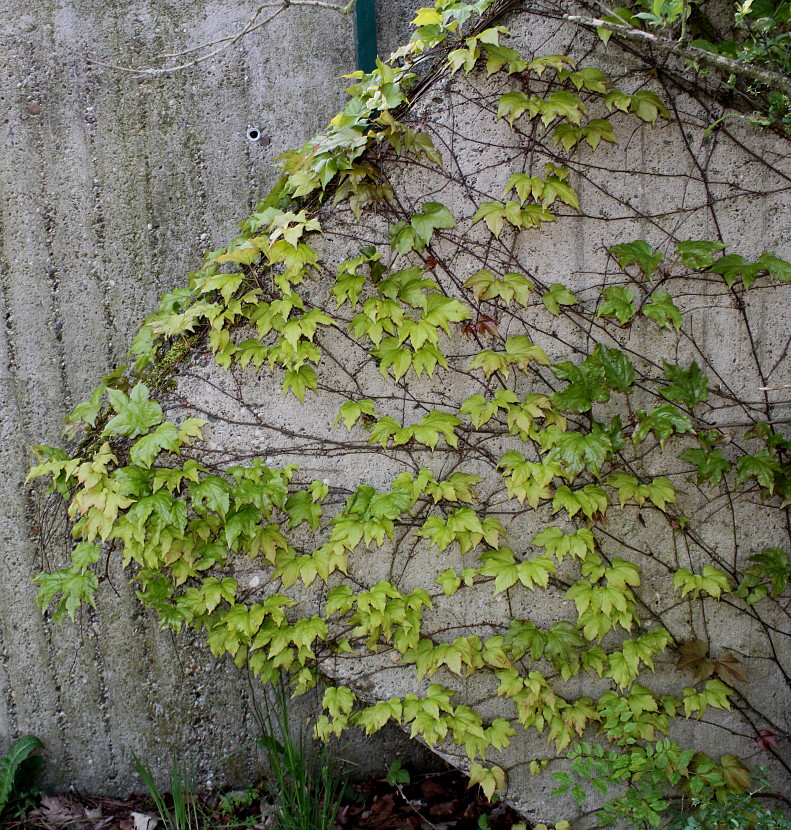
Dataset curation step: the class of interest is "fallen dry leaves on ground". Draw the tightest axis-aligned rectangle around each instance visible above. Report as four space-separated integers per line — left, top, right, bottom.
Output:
3 791 156 830
332 769 529 829
2 767 530 830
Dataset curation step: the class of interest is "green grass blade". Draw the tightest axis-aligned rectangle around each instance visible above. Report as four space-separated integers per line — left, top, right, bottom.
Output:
133 754 174 830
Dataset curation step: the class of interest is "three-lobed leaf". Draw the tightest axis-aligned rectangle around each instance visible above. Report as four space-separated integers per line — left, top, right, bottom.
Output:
542 283 578 315
104 383 163 439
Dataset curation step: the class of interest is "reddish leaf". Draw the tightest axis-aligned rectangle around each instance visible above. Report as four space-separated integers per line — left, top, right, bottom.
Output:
461 316 499 339
756 729 779 752
476 316 499 337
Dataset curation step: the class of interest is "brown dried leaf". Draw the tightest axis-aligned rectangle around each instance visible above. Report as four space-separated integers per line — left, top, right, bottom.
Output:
676 638 716 683
370 793 395 818
38 794 88 827
429 800 456 816
420 779 447 800
713 652 749 684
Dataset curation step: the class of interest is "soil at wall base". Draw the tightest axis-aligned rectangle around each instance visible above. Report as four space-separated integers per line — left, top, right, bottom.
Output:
2 766 532 829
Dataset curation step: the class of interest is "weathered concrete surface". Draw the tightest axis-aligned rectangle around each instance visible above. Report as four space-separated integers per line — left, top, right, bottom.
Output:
4 0 791 820
160 8 791 826
0 0 434 793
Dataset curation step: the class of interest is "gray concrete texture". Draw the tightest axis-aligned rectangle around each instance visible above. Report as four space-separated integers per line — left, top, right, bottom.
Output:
3 0 790 823
163 8 791 827
0 0 429 794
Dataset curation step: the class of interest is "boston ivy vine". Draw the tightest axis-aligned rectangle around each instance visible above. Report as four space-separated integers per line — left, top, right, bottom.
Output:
29 0 791 826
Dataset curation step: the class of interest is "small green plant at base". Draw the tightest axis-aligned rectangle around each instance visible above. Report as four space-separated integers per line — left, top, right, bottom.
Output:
218 786 260 816
256 685 347 830
555 743 790 829
0 735 43 819
133 754 202 830
669 769 791 830
385 759 410 787
553 738 694 827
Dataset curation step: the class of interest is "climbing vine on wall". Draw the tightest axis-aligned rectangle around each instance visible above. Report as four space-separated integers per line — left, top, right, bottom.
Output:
30 0 791 826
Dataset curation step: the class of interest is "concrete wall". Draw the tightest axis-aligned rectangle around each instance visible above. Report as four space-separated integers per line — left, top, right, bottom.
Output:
0 0 427 793
3 0 790 822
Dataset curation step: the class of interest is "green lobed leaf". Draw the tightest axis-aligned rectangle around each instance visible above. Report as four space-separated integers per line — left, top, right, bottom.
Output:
711 254 762 289
674 566 732 600
0 735 43 814
606 473 676 510
282 365 318 402
66 385 106 432
633 403 695 448
643 290 682 331
759 251 791 281
285 490 322 531
737 547 791 601
550 358 609 413
378 267 438 308
552 484 608 521
660 361 709 408
464 269 534 306
542 282 578 315
372 338 413 381
609 240 663 278
679 447 730 487
484 42 528 75
129 422 181 468
104 383 163 439
410 202 457 245
551 430 613 478
735 450 782 494
627 90 671 125
596 286 636 325
532 526 595 564
390 221 421 254
553 123 583 152
676 240 728 271
497 92 541 125
335 399 376 431
595 343 634 392
581 118 618 150
35 569 99 622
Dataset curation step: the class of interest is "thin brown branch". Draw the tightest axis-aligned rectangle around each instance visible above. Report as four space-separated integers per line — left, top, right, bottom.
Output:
706 417 791 430
565 14 791 97
87 0 358 75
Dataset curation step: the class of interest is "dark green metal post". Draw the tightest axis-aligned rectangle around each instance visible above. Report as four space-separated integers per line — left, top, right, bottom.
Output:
355 0 378 73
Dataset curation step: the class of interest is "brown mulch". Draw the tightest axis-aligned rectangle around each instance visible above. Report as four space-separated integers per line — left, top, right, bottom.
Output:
334 768 529 829
2 766 530 830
